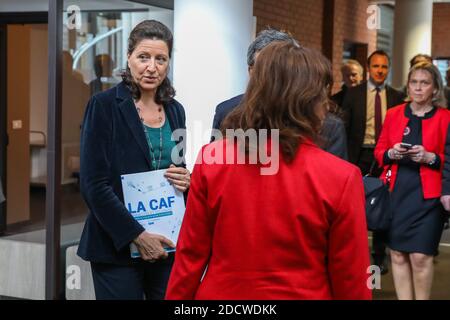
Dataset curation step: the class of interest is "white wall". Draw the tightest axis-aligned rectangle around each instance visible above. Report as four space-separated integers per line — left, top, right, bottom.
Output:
173 0 254 169
392 0 433 88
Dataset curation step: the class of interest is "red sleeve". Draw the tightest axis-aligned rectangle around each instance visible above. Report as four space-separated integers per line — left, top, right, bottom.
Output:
374 111 392 167
327 167 372 300
165 148 215 299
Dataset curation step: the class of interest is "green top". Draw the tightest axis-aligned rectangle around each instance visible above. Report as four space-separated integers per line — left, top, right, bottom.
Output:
144 118 176 170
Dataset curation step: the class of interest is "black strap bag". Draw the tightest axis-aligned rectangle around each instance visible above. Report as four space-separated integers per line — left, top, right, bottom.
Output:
362 162 392 232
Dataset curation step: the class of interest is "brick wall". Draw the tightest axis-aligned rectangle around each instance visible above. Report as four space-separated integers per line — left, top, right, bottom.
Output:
432 3 450 58
332 0 377 93
253 0 324 51
253 0 377 94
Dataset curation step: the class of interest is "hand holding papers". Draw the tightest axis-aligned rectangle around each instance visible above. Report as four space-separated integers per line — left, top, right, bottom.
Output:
133 231 174 261
121 169 186 258
164 164 191 192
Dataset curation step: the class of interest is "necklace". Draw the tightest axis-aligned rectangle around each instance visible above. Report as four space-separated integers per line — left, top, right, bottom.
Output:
411 104 433 117
136 105 163 170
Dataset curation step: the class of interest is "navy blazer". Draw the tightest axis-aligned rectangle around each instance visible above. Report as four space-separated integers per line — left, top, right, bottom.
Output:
77 82 186 265
331 85 347 109
211 94 244 131
211 94 348 160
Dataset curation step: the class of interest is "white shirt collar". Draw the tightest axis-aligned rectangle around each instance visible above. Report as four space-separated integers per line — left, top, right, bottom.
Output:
368 78 386 91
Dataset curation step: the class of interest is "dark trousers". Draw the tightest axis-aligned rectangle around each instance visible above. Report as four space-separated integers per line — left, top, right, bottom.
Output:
357 147 387 263
91 254 174 300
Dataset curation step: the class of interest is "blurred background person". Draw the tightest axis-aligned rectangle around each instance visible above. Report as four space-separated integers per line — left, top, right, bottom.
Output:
439 69 450 226
77 20 190 300
212 28 347 160
410 53 432 68
166 41 371 300
89 54 118 95
445 67 450 109
441 124 450 212
375 61 450 300
342 50 406 274
331 59 364 108
0 176 4 204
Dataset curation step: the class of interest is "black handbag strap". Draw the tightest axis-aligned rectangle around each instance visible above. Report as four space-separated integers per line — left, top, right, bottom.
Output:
368 160 378 177
368 159 392 186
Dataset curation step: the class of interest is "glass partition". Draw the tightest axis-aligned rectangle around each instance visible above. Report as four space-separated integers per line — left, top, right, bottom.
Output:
0 0 174 300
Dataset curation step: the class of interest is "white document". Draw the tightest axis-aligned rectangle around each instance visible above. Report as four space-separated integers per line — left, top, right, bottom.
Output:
121 169 186 258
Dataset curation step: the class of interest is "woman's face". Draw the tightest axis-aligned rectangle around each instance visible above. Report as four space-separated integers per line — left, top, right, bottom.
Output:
408 69 435 106
128 39 170 94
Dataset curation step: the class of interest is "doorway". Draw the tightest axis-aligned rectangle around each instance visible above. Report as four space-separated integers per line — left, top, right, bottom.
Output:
0 13 48 234
0 24 6 234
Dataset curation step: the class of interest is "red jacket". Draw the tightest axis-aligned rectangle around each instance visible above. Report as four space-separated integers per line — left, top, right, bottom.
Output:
374 103 450 199
165 139 371 300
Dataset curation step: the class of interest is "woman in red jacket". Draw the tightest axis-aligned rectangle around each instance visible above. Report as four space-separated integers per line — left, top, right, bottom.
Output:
375 62 450 300
165 41 371 300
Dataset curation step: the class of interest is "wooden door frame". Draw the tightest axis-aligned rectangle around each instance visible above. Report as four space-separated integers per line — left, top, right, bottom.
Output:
0 12 47 234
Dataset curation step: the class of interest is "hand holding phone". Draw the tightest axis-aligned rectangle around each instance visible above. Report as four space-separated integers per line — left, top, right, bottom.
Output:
400 143 413 150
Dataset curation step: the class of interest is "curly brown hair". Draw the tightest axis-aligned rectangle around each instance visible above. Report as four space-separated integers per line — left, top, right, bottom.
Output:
221 41 332 162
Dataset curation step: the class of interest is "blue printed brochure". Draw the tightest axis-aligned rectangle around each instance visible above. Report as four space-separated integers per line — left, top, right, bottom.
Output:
121 169 186 258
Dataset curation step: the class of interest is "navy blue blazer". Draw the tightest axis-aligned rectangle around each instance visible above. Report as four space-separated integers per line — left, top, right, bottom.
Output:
211 94 348 160
77 82 186 265
212 94 244 131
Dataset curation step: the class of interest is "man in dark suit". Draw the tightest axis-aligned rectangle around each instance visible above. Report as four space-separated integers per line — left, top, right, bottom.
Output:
445 67 450 109
212 29 296 135
0 177 4 204
440 122 450 237
212 94 244 132
212 29 348 160
399 54 433 95
331 59 364 109
342 50 406 274
441 124 450 212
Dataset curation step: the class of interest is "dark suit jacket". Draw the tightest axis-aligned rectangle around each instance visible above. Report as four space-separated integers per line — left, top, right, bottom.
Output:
77 82 186 265
445 87 450 109
211 94 348 160
321 114 348 160
443 123 450 195
342 81 406 164
331 85 348 109
212 94 244 131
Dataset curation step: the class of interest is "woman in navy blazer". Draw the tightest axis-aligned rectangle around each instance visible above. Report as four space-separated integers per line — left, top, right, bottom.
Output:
77 20 190 300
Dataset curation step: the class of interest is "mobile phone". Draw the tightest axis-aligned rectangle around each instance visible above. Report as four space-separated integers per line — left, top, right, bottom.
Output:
400 143 413 150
